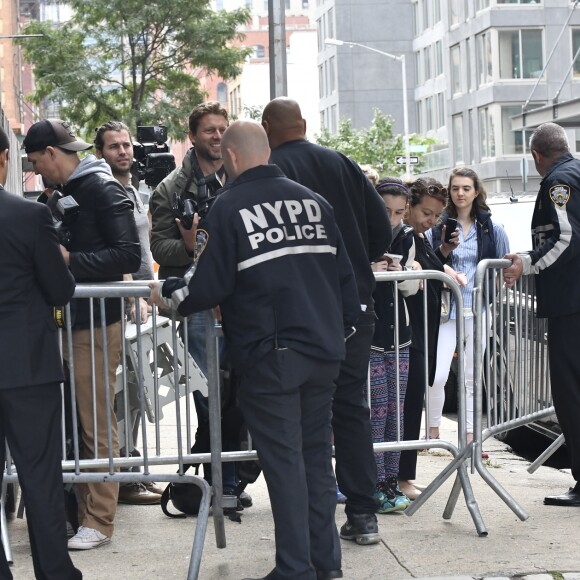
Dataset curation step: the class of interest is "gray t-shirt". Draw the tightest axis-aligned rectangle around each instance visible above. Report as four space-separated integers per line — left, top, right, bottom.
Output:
125 185 154 280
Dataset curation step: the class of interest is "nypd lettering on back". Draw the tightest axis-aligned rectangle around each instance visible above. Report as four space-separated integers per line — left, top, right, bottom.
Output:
240 199 327 250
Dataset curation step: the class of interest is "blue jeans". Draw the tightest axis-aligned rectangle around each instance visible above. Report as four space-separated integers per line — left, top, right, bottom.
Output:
186 311 238 490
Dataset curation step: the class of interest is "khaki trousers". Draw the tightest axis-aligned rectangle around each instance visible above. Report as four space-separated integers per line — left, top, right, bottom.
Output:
64 322 121 537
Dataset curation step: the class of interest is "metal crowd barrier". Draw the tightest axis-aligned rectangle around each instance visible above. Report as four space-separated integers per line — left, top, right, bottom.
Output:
372 270 488 536
472 260 557 521
0 282 231 579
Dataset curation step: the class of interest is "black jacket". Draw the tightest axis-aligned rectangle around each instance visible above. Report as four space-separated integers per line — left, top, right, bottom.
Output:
0 188 75 389
269 139 391 308
62 157 141 328
522 153 580 318
406 234 444 383
161 165 361 371
372 224 415 352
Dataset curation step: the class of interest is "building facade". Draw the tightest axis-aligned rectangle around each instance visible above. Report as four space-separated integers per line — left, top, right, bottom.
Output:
318 0 580 196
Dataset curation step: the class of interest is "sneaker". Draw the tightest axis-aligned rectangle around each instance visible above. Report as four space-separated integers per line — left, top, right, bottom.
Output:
336 485 347 504
339 513 380 545
68 526 111 550
118 482 162 505
374 482 410 514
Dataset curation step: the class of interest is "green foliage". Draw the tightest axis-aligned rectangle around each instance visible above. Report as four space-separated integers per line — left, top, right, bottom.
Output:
315 109 434 177
18 0 251 139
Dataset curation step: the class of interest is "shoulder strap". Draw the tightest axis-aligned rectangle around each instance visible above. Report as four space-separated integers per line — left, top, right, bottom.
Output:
160 485 187 519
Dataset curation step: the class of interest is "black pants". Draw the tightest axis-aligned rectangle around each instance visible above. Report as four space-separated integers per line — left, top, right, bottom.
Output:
0 383 82 580
547 314 580 483
332 309 377 516
238 349 341 580
399 347 430 481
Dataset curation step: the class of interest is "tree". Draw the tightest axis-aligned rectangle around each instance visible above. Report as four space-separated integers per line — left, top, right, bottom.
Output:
18 0 251 139
315 109 434 177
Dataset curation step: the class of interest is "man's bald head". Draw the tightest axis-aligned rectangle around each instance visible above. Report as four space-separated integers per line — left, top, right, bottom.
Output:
261 97 307 149
221 120 270 180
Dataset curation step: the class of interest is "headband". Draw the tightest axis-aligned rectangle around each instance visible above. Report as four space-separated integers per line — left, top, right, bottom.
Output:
376 182 409 193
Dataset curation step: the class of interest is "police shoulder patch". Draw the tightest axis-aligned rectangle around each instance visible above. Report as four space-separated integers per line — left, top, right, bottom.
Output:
194 228 209 262
549 184 571 207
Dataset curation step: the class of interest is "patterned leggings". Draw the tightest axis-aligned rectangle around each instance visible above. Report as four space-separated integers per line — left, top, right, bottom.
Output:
369 347 410 483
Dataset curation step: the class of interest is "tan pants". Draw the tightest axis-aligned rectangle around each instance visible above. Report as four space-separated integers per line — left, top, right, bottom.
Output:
64 322 121 537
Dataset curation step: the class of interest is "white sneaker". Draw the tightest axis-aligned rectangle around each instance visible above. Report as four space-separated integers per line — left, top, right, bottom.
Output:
67 526 111 550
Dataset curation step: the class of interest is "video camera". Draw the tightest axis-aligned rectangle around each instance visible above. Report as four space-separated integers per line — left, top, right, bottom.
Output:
44 191 80 248
170 172 223 229
133 125 176 188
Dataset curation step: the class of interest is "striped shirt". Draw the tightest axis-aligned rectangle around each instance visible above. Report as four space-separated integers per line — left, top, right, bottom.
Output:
426 220 510 319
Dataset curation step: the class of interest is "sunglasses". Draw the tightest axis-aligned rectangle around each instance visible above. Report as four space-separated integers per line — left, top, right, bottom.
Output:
415 179 447 197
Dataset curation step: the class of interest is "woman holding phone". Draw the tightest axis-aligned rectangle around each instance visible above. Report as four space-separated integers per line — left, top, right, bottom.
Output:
425 167 510 448
396 178 455 500
369 178 420 512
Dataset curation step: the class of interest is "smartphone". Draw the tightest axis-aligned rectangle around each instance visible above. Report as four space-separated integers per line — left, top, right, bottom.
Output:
382 253 403 265
444 218 458 243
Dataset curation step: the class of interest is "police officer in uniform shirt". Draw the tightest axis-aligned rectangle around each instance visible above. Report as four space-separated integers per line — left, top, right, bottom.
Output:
149 120 360 580
504 122 580 507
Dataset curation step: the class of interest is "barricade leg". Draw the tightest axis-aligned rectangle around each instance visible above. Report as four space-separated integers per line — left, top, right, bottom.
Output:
527 433 565 474
0 480 13 565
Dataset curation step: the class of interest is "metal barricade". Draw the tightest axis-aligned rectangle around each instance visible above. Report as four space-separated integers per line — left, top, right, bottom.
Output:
472 260 557 521
0 282 228 579
371 269 488 536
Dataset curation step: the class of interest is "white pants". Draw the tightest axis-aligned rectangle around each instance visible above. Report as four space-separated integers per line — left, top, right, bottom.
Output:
427 316 486 434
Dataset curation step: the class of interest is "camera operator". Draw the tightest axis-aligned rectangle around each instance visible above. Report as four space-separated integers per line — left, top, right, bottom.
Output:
23 118 141 551
94 120 164 506
0 126 81 579
149 102 247 502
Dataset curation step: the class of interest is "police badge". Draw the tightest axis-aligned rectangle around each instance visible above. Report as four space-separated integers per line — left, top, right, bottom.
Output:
549 184 571 207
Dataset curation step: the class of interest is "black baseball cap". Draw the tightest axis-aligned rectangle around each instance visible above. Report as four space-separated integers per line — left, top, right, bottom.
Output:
23 118 93 154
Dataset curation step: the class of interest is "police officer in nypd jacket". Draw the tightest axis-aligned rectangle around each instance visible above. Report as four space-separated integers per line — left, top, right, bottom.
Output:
149 120 360 580
0 125 81 579
504 122 580 507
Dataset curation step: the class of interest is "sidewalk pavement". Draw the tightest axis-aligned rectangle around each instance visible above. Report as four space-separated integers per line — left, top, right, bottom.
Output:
5 416 580 579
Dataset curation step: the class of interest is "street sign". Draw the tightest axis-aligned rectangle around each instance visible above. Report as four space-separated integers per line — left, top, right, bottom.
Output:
395 155 419 165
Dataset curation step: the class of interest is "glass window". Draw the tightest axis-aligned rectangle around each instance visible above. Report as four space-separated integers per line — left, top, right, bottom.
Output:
476 31 493 86
327 8 334 40
415 51 423 85
426 96 434 131
466 38 472 92
476 0 490 9
413 1 420 37
424 46 432 81
497 0 540 4
217 82 228 103
499 29 543 79
479 106 496 159
302 0 309 7
453 115 464 163
416 101 424 135
318 65 324 98
573 29 580 78
450 0 460 26
501 105 533 155
436 92 445 129
451 44 461 95
433 0 441 23
329 56 336 93
253 44 265 59
435 40 443 76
